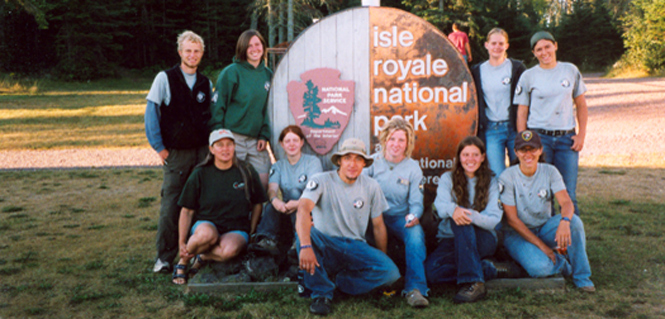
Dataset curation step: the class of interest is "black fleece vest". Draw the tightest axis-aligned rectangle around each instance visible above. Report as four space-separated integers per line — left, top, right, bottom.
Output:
159 65 211 149
472 58 526 133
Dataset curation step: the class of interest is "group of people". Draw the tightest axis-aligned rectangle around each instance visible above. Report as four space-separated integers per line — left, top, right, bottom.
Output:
144 26 594 317
145 29 273 283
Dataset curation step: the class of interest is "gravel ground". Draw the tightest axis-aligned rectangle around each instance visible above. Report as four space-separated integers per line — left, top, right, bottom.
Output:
0 75 663 170
580 75 665 167
0 148 161 170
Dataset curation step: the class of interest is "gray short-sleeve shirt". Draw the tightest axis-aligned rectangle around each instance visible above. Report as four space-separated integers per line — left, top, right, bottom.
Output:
498 163 566 229
269 154 323 201
363 153 424 218
480 59 513 122
301 171 389 241
513 62 586 130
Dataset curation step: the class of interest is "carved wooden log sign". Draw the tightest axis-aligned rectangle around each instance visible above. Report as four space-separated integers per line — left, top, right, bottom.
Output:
269 6 477 205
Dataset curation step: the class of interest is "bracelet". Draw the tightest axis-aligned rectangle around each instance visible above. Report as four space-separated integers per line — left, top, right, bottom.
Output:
270 197 277 203
300 245 312 250
560 217 571 223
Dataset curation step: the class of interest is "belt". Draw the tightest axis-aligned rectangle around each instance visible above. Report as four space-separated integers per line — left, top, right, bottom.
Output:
533 128 575 137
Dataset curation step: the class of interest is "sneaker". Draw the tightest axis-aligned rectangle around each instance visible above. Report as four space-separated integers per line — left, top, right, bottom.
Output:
579 286 596 293
255 238 280 255
153 258 170 273
309 297 332 315
405 289 429 308
453 282 487 304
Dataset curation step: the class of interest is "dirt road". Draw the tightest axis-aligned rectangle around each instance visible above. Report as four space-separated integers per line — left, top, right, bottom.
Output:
0 75 663 169
581 76 665 167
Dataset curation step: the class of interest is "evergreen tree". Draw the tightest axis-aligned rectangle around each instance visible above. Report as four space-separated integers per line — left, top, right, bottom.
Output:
466 0 535 63
0 1 56 74
47 0 134 80
622 0 665 72
301 80 322 128
555 0 624 70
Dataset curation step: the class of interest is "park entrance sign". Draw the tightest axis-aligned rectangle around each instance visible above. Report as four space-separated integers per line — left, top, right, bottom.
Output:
269 6 477 204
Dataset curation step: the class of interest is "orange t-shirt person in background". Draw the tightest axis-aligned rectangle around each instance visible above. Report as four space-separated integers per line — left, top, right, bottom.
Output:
449 23 472 63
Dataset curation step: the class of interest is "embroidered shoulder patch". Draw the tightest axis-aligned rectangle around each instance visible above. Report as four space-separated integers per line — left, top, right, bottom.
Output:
306 180 318 190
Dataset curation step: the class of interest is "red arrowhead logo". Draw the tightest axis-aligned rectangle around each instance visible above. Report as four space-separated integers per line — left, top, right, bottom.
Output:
287 68 355 155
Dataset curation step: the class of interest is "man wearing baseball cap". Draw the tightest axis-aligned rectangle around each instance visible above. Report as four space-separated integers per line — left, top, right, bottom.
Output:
295 138 400 315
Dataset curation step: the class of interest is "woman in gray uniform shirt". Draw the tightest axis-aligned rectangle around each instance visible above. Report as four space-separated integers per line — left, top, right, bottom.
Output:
514 31 588 215
253 125 323 253
499 130 594 292
364 118 429 308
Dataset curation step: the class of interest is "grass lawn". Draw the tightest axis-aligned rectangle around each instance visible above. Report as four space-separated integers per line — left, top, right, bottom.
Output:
1 76 664 318
0 76 151 150
0 167 663 318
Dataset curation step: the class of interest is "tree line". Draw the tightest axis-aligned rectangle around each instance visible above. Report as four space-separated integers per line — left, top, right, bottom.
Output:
1 0 660 81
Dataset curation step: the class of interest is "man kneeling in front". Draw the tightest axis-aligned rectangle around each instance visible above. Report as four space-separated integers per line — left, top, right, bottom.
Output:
296 138 401 316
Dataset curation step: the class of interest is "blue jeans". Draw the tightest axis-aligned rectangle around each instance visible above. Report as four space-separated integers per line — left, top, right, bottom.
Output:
537 132 579 215
424 224 498 284
483 121 516 177
255 203 296 241
383 214 428 295
503 214 593 288
299 227 401 299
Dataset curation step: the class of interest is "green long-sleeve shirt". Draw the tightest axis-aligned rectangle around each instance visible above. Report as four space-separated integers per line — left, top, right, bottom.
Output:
210 58 273 140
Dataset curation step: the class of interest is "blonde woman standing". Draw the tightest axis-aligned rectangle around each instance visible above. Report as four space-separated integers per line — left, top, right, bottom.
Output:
472 28 526 177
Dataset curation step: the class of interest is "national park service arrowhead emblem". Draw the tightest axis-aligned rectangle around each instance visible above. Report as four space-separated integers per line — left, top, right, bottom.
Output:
287 68 355 155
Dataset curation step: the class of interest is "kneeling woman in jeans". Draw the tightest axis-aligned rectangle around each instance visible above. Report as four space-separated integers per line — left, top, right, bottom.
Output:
425 136 504 304
499 130 594 292
172 129 267 285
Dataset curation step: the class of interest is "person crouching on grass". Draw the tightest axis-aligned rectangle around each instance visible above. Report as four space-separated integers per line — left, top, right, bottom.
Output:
499 130 595 292
296 138 400 316
172 129 267 285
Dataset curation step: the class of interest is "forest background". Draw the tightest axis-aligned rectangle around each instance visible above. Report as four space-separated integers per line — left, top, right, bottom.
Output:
1 0 663 82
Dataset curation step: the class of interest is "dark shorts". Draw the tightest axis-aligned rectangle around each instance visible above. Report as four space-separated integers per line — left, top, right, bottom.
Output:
190 220 249 243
